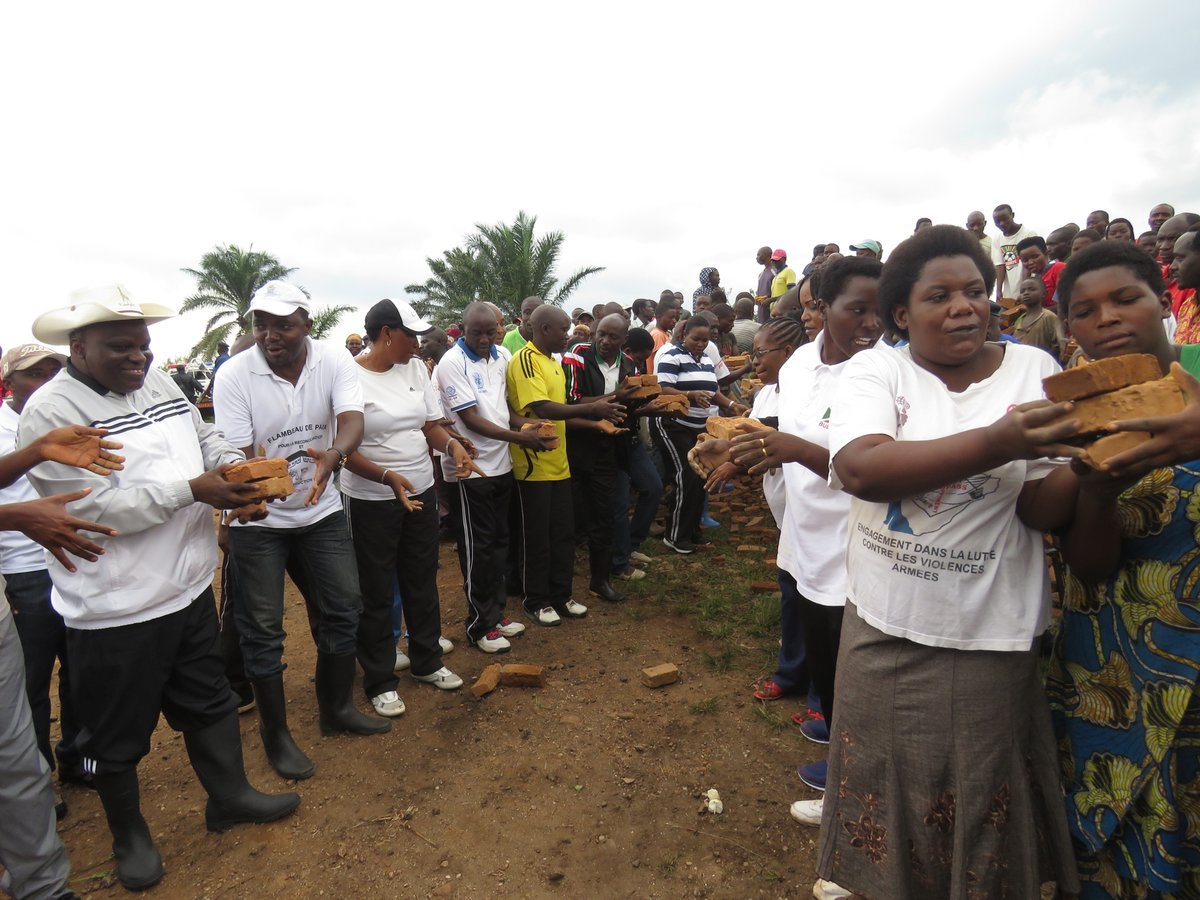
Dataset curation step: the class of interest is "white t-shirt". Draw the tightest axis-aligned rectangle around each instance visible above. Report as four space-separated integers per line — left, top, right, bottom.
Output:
434 340 514 479
213 338 364 528
774 335 853 607
990 223 1039 300
0 403 46 574
341 359 441 500
749 384 786 529
828 343 1063 651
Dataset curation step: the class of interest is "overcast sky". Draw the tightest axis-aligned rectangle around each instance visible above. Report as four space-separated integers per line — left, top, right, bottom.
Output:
3 1 1198 360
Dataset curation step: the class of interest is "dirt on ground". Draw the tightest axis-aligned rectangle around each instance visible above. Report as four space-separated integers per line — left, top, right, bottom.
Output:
50 491 829 899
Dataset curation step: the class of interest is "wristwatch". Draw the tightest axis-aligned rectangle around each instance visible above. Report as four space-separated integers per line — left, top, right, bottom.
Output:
330 447 348 470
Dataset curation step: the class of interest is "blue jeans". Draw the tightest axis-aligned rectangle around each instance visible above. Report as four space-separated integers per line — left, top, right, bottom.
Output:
775 568 820 711
228 510 363 680
611 436 663 574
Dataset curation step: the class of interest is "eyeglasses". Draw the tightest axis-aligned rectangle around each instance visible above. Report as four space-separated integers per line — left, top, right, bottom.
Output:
749 346 786 362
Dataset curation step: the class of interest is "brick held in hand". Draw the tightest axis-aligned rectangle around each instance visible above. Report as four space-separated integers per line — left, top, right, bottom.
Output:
225 457 289 483
724 354 749 370
241 475 296 502
1080 432 1152 469
705 416 774 442
1055 377 1185 437
1042 353 1163 402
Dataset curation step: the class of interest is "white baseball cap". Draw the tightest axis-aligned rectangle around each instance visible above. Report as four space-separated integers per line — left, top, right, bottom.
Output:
248 281 311 317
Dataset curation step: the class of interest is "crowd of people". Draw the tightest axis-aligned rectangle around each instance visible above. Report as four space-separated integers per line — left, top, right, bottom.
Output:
0 199 1198 899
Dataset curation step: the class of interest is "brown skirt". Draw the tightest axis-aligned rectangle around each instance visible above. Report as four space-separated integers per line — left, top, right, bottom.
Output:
817 605 1079 899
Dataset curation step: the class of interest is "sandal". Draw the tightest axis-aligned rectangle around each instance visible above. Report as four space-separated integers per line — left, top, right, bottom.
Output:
753 679 785 701
791 708 826 727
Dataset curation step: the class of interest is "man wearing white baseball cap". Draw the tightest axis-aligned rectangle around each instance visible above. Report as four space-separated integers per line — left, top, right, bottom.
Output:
21 286 300 891
214 280 389 784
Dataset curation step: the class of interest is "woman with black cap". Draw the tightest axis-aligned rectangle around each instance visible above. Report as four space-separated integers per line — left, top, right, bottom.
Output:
342 299 484 716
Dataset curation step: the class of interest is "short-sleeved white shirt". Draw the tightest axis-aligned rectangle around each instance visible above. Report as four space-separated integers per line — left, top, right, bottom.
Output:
828 343 1063 651
213 338 363 528
341 359 441 500
434 340 513 479
0 403 46 574
774 335 853 607
749 384 786 528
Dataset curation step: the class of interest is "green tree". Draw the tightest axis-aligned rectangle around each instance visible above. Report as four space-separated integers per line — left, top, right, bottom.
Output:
180 244 297 358
310 304 357 340
406 211 603 326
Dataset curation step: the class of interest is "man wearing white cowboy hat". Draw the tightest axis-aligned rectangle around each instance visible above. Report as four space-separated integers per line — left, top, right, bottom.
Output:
20 286 301 892
213 280 389 785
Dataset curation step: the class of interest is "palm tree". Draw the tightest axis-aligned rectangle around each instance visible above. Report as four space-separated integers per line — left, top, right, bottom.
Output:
468 211 604 319
406 212 604 326
309 304 358 340
180 245 297 358
405 247 485 327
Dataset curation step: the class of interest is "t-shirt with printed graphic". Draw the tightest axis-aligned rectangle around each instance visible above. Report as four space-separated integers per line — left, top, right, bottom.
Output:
774 334 855 608
829 343 1064 650
991 223 1039 300
435 339 514 480
340 358 441 501
214 338 363 529
506 342 569 482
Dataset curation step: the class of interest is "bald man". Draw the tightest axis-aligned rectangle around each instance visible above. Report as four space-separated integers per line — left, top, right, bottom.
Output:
506 306 622 626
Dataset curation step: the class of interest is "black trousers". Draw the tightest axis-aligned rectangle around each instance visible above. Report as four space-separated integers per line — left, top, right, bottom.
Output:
346 487 442 695
515 478 575 614
66 588 237 775
6 569 79 771
571 452 617 587
795 597 844 724
450 474 514 642
650 419 704 544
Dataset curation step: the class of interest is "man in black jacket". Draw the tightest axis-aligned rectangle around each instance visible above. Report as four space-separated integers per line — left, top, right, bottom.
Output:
561 314 641 603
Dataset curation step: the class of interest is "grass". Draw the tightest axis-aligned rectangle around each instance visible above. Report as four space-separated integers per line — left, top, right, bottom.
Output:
688 697 718 715
658 850 684 878
702 648 736 672
752 700 790 732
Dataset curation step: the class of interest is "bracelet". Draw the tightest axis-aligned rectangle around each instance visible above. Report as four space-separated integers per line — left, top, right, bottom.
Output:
378 468 391 484
330 447 348 470
445 437 458 455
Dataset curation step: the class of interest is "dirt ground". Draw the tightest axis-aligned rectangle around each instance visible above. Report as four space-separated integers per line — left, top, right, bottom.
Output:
50 493 830 899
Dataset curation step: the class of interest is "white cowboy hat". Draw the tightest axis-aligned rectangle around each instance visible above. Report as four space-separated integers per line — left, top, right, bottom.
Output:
32 285 177 346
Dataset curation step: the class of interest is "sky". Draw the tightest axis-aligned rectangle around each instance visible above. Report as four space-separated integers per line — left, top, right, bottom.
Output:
2 1 1198 361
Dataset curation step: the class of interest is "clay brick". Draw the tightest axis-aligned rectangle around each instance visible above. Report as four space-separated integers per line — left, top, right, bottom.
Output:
1053 377 1185 436
641 663 679 688
706 416 773 442
1081 431 1150 468
499 664 545 688
470 664 502 697
1043 353 1162 402
242 475 295 501
750 581 778 593
224 457 289 483
736 545 765 553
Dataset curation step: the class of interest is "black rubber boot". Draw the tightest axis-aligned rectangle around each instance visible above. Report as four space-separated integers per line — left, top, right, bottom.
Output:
93 769 164 892
315 652 392 736
589 580 627 603
183 712 301 832
251 675 315 780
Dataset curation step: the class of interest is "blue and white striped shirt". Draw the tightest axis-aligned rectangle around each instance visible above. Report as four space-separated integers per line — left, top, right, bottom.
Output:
655 344 719 430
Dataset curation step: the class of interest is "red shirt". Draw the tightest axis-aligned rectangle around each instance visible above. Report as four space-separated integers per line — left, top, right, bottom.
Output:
1041 261 1065 309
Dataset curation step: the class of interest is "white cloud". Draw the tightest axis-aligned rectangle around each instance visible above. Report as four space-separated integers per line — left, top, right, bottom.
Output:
1 1 1197 360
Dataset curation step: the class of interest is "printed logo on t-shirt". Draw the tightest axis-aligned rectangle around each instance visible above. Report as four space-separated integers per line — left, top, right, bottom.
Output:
819 406 831 430
473 372 485 391
445 385 458 400
883 475 1000 536
895 395 910 426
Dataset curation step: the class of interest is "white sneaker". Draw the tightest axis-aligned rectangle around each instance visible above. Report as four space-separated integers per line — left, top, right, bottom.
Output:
476 631 511 653
412 667 463 691
438 636 455 654
495 616 526 637
790 798 823 826
370 691 406 717
562 599 588 618
394 649 411 671
630 551 653 565
531 607 562 626
813 878 852 900
617 566 646 581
